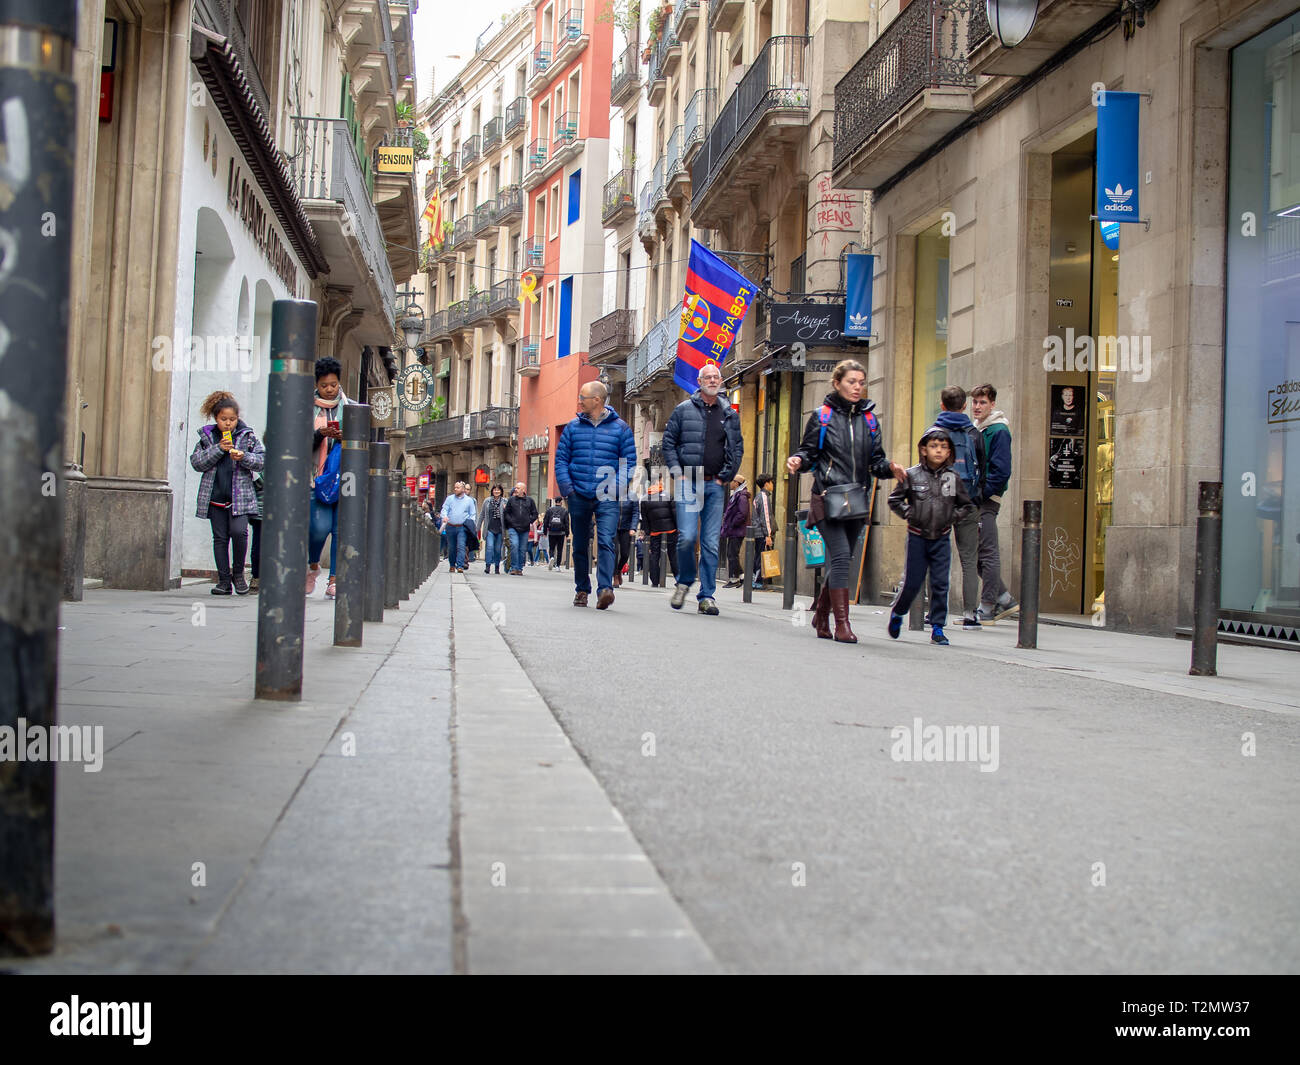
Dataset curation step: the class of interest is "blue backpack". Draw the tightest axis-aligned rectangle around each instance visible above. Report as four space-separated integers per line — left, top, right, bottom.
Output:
313 441 342 504
948 425 986 502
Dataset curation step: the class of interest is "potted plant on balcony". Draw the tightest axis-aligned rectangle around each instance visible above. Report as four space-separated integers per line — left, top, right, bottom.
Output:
396 101 415 128
413 129 429 162
643 2 672 63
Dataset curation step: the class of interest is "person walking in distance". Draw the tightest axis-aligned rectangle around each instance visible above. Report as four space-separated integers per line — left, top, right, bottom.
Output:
720 474 751 588
886 427 976 646
504 482 538 575
479 484 507 574
751 473 775 590
664 362 744 616
543 497 569 569
615 492 640 587
439 481 476 573
555 381 637 609
640 477 677 586
970 383 1017 622
787 360 906 643
307 357 350 599
191 391 265 595
930 385 987 628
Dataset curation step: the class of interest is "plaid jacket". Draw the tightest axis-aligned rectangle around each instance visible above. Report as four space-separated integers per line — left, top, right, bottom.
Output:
192 420 265 517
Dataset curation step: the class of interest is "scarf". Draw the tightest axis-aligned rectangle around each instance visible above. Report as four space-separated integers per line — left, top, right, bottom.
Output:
313 391 347 477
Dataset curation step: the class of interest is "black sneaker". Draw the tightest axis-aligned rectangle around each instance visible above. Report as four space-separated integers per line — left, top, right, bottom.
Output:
232 574 250 595
211 581 233 596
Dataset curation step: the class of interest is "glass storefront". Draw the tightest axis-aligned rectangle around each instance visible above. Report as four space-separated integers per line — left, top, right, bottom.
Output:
1224 14 1300 621
911 222 950 443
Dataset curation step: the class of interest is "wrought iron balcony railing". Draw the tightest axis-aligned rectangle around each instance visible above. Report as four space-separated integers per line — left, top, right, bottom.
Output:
625 310 679 394
611 41 639 107
532 40 553 81
833 0 980 172
452 214 473 248
602 168 636 226
683 88 713 159
473 200 496 235
649 22 679 87
527 137 549 173
440 153 460 187
673 0 701 37
406 406 520 450
589 308 637 361
520 338 541 374
651 153 667 206
482 115 503 153
561 5 585 41
461 134 480 167
504 96 528 138
496 183 523 224
447 300 468 331
665 126 684 179
524 237 545 269
554 111 579 150
490 278 519 313
425 309 449 341
466 289 492 323
691 36 809 212
201 0 271 119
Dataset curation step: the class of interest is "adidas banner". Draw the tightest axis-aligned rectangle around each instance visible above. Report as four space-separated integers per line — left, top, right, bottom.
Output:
844 253 875 339
1095 91 1141 224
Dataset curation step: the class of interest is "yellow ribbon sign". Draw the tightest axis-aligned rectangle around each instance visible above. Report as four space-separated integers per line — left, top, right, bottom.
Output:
519 270 540 305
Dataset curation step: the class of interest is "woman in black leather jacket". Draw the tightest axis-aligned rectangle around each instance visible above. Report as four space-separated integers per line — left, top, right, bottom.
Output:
786 359 907 643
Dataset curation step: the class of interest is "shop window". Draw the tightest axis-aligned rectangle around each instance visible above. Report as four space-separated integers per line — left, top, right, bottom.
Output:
910 221 950 441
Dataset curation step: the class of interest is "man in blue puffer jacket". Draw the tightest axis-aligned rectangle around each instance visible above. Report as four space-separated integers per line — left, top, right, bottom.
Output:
555 380 638 610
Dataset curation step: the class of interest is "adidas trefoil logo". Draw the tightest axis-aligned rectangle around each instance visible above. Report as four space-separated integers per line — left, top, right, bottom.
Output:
849 312 870 329
1106 183 1133 207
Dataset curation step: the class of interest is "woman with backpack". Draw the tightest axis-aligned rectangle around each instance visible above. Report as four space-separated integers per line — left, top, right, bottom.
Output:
479 484 507 574
307 357 349 599
787 359 906 643
190 391 264 596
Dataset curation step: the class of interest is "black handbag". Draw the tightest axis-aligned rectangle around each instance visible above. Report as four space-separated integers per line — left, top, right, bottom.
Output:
822 483 871 521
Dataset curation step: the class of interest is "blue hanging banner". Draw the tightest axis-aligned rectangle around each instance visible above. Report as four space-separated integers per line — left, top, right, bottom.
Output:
844 253 875 339
1095 91 1141 224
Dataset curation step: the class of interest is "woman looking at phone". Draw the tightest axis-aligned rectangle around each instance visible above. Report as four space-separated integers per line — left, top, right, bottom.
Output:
307 357 350 599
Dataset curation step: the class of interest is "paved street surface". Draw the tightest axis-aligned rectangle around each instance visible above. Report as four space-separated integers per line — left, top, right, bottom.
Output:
9 562 1299 974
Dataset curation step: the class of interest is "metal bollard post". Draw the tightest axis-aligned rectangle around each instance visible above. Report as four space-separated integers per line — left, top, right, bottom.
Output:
406 502 416 592
1189 481 1223 677
385 471 401 609
365 442 389 622
398 496 411 600
909 576 927 631
782 520 798 611
743 521 756 604
1017 500 1042 650
333 404 370 647
0 0 76 954
256 299 318 700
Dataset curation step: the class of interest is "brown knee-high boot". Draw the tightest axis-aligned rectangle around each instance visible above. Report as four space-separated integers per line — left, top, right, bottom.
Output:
829 588 857 644
811 586 832 639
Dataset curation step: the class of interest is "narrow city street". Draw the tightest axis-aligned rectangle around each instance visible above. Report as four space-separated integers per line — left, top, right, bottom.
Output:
14 569 1298 975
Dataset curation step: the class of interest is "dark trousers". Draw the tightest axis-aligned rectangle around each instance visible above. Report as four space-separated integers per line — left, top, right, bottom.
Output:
647 531 677 586
725 536 744 579
891 533 951 629
209 505 249 581
617 529 632 574
549 534 565 564
250 518 261 579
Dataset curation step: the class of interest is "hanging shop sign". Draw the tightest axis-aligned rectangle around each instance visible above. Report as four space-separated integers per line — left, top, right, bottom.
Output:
1095 91 1142 224
406 476 417 495
377 145 415 173
398 364 434 411
844 254 875 339
370 386 396 426
418 474 430 491
768 303 846 348
474 465 491 485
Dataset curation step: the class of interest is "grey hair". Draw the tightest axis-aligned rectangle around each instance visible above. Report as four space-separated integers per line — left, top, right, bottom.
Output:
582 380 609 402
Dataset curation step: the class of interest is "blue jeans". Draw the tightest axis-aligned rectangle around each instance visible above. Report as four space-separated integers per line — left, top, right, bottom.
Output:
309 498 338 572
444 525 466 569
568 494 619 594
484 530 503 569
675 480 725 600
506 528 528 571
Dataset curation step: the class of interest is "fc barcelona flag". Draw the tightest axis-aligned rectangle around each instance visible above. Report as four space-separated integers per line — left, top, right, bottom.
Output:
673 239 757 394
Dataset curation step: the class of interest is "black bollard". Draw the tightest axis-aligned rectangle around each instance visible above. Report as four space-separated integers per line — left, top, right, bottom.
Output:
743 520 756 604
385 471 401 609
1017 500 1042 650
398 496 411 600
333 404 370 647
1189 482 1223 677
908 577 928 631
256 300 318 700
0 0 76 956
365 442 389 622
782 520 798 611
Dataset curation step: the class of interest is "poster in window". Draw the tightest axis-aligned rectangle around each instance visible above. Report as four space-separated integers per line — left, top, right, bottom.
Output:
1050 384 1086 437
1048 436 1084 490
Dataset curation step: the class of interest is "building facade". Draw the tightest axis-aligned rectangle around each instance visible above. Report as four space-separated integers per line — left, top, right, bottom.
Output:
832 0 1299 639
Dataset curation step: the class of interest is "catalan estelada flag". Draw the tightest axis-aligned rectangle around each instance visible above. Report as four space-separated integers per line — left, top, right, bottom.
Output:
422 186 442 248
673 239 757 394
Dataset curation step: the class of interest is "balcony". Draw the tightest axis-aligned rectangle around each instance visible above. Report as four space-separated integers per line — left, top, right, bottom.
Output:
440 154 459 188
373 126 420 283
553 111 581 163
589 308 637 363
405 406 520 452
466 289 492 324
966 0 1114 81
520 338 541 376
611 42 640 110
651 153 669 224
690 36 810 229
482 115 503 154
425 310 449 342
436 228 458 262
625 310 679 396
424 168 437 204
504 96 528 140
683 87 713 165
708 0 742 33
673 0 701 40
647 24 680 108
523 137 550 189
474 200 496 236
832 0 980 191
602 168 637 227
290 116 396 338
495 183 523 226
452 214 474 249
637 180 657 250
199 0 271 118
665 125 688 206
490 278 519 316
530 40 553 86
447 299 469 334
461 134 480 168
554 5 590 69
524 237 545 269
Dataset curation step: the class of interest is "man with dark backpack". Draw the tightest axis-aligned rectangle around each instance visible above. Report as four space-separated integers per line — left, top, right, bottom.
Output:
930 385 986 628
544 498 569 570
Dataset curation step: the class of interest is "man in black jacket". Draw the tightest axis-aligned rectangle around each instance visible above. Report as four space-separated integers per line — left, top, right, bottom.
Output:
504 482 538 575
543 498 569 569
662 363 743 615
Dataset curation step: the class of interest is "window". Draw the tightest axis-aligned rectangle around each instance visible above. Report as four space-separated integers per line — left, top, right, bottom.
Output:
544 282 557 336
549 180 561 238
568 170 581 224
557 277 574 359
534 194 546 245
